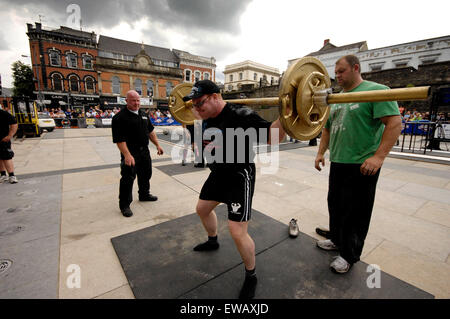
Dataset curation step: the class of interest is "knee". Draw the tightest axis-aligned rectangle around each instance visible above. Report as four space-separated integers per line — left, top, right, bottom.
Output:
196 202 211 218
228 221 247 241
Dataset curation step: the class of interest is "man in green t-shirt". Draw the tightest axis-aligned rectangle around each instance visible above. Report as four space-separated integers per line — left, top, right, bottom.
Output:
314 55 402 274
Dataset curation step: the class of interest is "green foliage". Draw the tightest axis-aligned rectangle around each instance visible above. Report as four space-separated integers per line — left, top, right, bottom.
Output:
12 61 34 97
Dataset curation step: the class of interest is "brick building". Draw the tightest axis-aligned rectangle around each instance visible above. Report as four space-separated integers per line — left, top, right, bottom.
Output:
173 49 216 83
96 36 183 110
26 23 99 111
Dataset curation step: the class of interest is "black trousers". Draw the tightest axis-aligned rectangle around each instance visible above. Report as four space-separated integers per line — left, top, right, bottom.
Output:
328 162 380 264
119 147 152 210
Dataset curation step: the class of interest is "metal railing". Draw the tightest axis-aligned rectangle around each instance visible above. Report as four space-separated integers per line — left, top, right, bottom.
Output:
398 121 449 154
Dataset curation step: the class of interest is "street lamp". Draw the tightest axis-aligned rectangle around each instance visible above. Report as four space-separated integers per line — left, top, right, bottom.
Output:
21 54 43 109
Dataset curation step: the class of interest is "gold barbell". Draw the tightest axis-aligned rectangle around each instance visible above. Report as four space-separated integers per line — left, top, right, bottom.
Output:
169 57 430 140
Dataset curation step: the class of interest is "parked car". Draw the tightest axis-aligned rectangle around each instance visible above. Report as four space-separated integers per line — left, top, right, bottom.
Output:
38 112 56 132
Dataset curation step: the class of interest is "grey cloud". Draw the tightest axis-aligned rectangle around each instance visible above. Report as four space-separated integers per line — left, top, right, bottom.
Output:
2 0 251 33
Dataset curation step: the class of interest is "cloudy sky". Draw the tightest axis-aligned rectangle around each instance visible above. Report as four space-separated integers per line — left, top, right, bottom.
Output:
0 0 448 89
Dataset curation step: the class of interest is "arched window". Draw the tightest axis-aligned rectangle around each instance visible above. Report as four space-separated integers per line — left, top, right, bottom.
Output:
194 71 201 82
203 72 210 80
49 51 61 66
146 80 154 97
52 73 63 91
185 70 191 82
112 76 120 94
134 78 142 95
82 54 93 69
69 75 79 92
66 52 77 68
165 82 173 97
85 76 95 93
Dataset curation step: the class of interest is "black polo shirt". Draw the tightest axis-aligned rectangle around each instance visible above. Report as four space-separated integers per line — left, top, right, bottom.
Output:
112 108 154 153
0 109 17 140
203 103 272 171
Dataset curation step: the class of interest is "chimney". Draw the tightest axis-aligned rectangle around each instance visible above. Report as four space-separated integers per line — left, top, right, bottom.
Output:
324 39 330 46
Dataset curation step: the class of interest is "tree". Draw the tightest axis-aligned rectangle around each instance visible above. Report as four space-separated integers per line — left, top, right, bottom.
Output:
12 61 34 97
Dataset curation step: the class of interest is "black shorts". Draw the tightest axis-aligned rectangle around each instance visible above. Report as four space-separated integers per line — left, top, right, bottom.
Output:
199 165 256 222
0 141 14 160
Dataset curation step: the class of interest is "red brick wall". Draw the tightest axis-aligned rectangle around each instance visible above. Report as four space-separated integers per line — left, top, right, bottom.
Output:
28 39 98 92
180 63 215 82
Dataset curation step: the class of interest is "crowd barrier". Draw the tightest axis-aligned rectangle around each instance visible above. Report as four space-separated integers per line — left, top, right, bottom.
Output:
54 117 181 128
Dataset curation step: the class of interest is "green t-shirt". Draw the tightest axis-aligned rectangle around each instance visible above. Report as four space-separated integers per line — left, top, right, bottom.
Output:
324 80 400 164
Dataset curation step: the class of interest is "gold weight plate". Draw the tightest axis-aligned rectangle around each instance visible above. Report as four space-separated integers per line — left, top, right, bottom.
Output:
168 83 195 125
279 57 330 140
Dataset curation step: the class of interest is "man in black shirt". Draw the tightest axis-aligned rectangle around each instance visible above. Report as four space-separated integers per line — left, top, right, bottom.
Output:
112 90 164 217
0 107 18 184
183 80 286 299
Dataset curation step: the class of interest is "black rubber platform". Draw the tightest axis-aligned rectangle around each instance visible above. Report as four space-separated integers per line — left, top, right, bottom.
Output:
111 205 433 299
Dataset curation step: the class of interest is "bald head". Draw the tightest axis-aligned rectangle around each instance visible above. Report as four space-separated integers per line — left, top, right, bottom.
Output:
126 90 140 111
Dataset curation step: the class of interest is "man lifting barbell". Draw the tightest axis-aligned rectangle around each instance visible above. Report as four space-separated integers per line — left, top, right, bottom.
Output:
169 56 429 294
182 80 286 299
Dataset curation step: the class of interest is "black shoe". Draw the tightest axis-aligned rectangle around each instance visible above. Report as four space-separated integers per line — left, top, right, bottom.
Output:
315 227 331 239
139 194 158 202
121 207 133 217
193 240 219 251
239 276 257 299
289 218 299 238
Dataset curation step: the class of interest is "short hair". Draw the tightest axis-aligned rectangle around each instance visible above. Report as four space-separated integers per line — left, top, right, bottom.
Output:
337 55 361 73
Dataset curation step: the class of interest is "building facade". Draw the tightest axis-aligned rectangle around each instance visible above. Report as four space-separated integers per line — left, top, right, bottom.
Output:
26 22 217 111
173 49 216 84
288 36 450 80
26 23 99 111
223 60 280 92
96 36 183 110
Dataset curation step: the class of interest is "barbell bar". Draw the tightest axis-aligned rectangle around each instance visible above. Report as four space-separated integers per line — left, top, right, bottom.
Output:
168 57 430 141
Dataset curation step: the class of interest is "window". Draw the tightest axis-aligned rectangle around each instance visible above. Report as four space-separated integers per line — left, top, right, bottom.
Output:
230 74 233 82
194 71 201 82
253 73 257 81
52 73 63 91
83 54 93 69
66 53 77 68
112 76 120 94
49 51 61 66
203 72 210 80
185 70 191 82
239 72 243 80
166 82 173 97
228 84 233 91
134 78 142 95
147 80 154 97
85 77 95 93
69 75 79 92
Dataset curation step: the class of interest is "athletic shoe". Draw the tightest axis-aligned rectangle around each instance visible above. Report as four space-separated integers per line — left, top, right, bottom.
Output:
316 239 338 251
9 176 18 184
330 256 351 274
121 207 133 217
289 218 299 238
193 240 219 251
0 175 8 183
239 275 257 299
315 227 331 239
139 194 158 202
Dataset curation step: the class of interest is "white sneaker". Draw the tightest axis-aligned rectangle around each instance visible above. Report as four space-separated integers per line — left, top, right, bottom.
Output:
316 239 338 251
0 175 8 183
9 175 18 184
330 256 351 274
